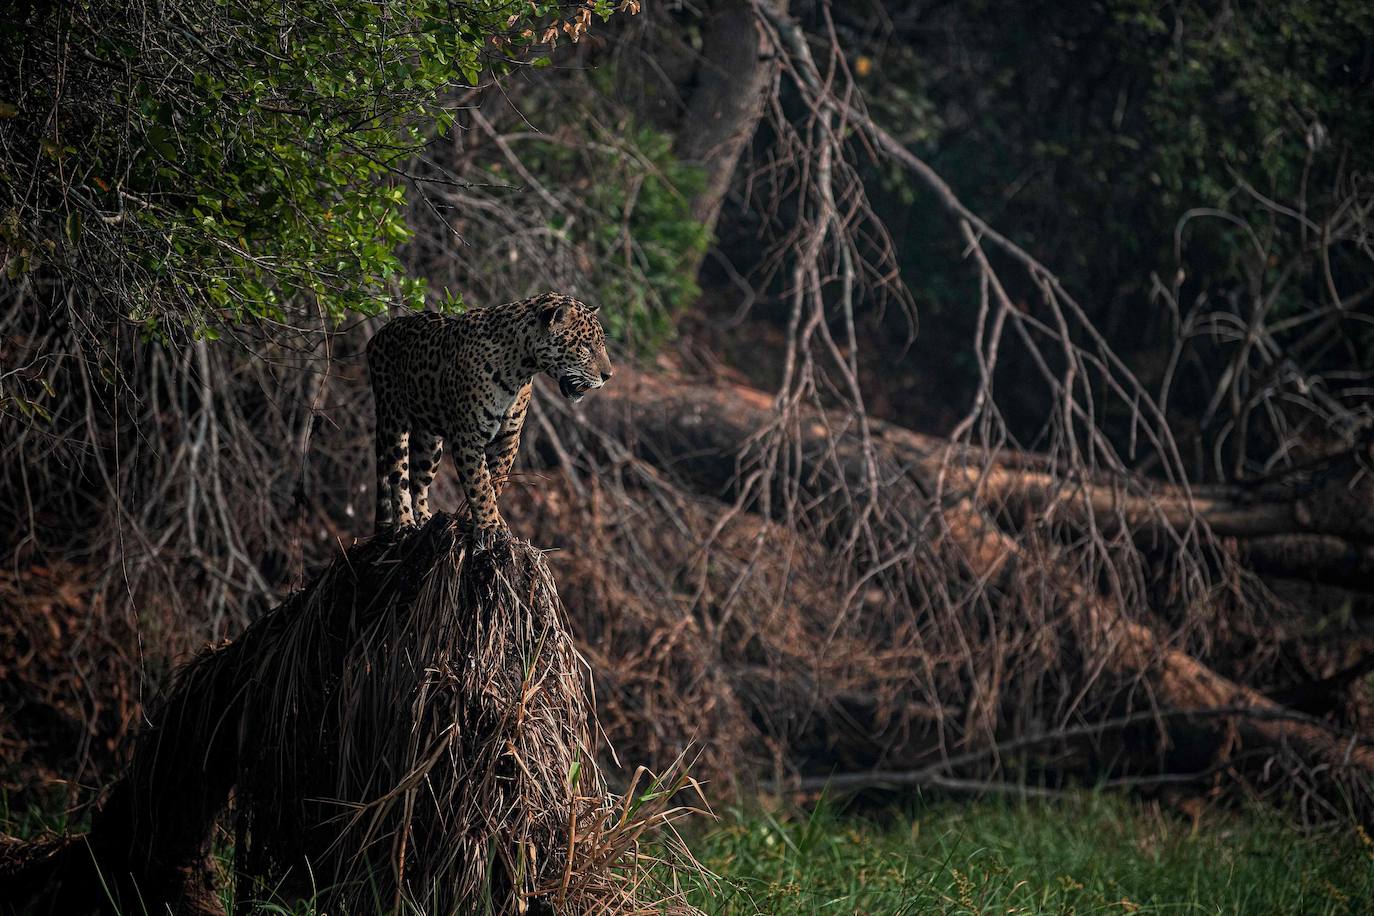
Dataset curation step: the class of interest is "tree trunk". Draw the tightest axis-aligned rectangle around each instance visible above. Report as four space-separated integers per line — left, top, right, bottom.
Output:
676 0 782 241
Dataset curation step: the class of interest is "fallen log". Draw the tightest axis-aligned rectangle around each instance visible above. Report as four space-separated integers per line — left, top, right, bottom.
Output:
568 369 1371 548
962 463 1374 546
569 370 1374 786
1240 534 1374 592
957 465 1299 539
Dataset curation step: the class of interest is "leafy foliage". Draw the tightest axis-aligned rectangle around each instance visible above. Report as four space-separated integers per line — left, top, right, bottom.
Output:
400 78 708 353
0 0 626 335
860 0 1372 287
509 125 708 348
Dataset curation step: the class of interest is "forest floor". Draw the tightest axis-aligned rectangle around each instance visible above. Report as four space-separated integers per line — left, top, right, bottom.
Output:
5 791 1372 914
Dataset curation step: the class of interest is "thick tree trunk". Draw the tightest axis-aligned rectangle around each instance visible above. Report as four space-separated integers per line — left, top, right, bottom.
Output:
676 0 782 241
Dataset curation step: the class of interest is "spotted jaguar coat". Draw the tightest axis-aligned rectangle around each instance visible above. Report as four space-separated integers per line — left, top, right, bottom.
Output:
366 292 613 537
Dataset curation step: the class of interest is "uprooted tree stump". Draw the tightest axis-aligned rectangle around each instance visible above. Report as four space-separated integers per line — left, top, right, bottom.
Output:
560 370 1374 814
1 516 681 915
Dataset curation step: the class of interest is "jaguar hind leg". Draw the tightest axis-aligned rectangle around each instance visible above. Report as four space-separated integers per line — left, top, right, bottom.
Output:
374 419 413 533
409 429 444 524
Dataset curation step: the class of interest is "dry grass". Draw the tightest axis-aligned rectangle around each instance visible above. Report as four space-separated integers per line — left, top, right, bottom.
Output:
226 516 707 913
2 516 706 915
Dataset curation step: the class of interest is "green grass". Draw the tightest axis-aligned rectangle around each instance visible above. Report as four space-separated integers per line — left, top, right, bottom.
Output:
670 794 1374 915
6 790 1374 913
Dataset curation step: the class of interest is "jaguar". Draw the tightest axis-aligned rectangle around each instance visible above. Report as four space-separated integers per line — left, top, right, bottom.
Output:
366 292 613 538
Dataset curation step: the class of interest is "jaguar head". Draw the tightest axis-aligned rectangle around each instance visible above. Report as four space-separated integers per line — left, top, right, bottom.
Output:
532 293 614 402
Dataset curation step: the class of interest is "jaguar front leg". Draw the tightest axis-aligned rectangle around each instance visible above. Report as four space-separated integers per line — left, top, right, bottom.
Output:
452 444 506 547
485 383 531 499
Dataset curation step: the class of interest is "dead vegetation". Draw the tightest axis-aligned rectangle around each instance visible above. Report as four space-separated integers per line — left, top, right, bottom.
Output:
1 519 700 915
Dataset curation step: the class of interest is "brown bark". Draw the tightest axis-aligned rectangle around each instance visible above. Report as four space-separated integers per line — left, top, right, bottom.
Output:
979 463 1374 543
578 370 1374 776
676 0 781 239
1241 534 1374 591
961 466 1300 537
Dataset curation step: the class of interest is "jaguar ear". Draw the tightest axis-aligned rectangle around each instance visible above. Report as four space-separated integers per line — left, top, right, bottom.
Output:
538 300 570 328
585 302 600 313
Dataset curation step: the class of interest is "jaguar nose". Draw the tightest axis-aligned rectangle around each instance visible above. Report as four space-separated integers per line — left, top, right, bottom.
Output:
600 368 614 382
